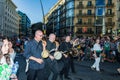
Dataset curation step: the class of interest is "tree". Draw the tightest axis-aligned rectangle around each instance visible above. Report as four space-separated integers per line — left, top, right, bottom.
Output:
31 22 43 36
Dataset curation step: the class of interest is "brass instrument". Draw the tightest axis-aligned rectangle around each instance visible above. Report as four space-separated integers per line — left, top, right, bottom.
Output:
41 40 59 59
54 41 59 50
68 48 79 57
41 40 49 58
41 50 49 58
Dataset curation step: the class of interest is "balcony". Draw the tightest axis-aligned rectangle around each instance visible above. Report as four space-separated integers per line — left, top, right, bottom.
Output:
77 5 84 9
86 5 94 8
76 22 94 26
76 13 95 17
106 3 114 7
60 17 66 21
60 9 66 14
105 12 114 17
106 22 115 26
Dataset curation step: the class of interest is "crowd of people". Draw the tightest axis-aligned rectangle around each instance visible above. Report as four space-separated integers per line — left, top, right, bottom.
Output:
0 28 120 80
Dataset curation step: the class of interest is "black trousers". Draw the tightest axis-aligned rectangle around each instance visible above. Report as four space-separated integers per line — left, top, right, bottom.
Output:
60 57 70 79
27 68 45 80
70 57 75 73
44 60 59 80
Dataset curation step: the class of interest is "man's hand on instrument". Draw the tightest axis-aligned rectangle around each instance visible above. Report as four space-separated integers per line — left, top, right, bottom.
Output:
42 40 47 50
63 54 68 58
49 55 55 60
55 41 59 48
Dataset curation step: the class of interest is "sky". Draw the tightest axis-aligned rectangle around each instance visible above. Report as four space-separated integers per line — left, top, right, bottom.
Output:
12 0 58 24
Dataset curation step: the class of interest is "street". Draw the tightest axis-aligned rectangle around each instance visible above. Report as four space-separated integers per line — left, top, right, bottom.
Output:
67 60 120 80
17 55 120 80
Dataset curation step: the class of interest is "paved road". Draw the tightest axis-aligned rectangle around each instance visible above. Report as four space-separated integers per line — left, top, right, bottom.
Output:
16 54 120 80
67 60 120 80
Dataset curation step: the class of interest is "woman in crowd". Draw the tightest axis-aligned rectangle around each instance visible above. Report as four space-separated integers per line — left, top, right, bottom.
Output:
0 37 17 80
91 39 103 72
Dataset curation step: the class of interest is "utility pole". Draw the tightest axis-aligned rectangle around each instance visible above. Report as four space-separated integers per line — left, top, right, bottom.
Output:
70 17 72 36
39 0 46 35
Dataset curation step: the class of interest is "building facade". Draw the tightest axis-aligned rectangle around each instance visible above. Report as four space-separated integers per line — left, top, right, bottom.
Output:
17 11 31 36
45 0 66 36
45 0 120 37
0 0 19 37
116 0 120 35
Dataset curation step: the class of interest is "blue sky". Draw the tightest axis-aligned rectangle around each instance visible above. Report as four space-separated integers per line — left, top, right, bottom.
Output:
12 0 58 24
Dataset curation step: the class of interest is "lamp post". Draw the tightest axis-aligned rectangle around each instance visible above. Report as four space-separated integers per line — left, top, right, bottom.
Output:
39 0 46 35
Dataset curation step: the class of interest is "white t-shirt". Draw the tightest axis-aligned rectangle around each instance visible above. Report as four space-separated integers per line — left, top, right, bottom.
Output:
9 50 16 61
93 43 102 51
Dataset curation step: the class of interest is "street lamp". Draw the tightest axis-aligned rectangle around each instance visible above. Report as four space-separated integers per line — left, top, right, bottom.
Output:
39 0 46 35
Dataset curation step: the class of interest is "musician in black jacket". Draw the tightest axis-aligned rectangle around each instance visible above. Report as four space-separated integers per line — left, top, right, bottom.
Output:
58 35 73 80
44 33 59 80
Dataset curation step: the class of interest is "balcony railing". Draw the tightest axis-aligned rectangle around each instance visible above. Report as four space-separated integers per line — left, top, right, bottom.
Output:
106 3 114 7
77 13 95 17
77 5 84 9
86 5 94 8
105 12 114 17
76 22 94 26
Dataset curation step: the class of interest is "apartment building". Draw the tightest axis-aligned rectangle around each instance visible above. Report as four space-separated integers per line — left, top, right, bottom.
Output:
17 11 31 36
45 0 120 37
0 0 19 37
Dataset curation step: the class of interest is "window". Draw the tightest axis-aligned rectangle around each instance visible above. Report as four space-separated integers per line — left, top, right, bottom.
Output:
88 28 92 33
78 18 82 24
66 9 74 17
87 1 92 6
79 10 82 15
66 1 74 9
79 2 82 6
82 27 87 33
87 10 92 15
108 18 112 22
96 0 105 6
108 0 112 5
96 17 103 25
66 17 73 26
77 28 82 33
66 18 70 26
96 7 105 16
119 7 120 11
107 9 112 14
88 18 92 24
118 18 120 21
